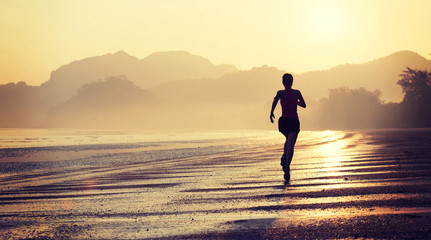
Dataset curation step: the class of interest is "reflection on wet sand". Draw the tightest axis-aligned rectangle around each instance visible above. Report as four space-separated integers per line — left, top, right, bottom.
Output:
0 129 430 239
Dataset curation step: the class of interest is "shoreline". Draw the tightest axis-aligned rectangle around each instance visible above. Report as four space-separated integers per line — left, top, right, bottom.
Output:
1 129 430 239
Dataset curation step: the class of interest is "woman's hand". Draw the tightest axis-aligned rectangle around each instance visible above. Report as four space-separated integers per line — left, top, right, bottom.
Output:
270 113 275 123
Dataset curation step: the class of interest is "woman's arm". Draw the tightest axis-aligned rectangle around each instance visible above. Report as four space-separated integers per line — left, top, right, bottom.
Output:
270 92 280 123
297 91 306 108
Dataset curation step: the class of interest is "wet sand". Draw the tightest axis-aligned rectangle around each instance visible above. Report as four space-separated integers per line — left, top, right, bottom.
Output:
1 129 431 239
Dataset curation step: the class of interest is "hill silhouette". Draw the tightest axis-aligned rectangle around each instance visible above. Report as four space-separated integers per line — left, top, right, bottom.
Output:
40 50 237 104
0 82 50 127
295 51 431 103
0 50 430 129
43 76 155 128
152 66 284 105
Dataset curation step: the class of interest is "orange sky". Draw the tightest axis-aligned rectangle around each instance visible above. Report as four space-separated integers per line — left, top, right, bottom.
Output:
1 0 430 86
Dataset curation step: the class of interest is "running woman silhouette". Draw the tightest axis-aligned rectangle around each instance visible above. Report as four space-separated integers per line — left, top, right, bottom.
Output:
270 73 306 181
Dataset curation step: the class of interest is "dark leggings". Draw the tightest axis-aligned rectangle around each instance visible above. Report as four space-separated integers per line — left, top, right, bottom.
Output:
281 131 298 166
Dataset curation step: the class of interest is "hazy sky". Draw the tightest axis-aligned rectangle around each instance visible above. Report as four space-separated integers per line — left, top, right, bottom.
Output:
1 0 431 86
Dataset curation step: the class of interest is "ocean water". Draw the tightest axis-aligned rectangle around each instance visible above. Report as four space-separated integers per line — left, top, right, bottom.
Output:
2 128 430 174
0 129 284 173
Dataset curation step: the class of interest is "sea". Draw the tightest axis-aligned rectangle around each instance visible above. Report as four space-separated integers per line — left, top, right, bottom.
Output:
1 128 430 174
0 128 285 173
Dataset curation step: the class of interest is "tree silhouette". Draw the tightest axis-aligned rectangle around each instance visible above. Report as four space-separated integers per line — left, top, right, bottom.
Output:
318 87 384 129
397 67 431 102
397 67 431 127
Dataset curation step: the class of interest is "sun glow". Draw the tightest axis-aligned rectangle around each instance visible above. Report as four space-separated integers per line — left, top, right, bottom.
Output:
308 4 344 42
1 1 431 85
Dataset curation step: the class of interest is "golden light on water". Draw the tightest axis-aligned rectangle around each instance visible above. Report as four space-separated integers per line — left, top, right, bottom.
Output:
317 131 349 172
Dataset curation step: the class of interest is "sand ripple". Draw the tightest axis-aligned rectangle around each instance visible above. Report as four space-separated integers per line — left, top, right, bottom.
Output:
1 129 430 239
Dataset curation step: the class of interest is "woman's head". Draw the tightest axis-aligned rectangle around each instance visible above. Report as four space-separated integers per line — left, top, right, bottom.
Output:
282 73 293 88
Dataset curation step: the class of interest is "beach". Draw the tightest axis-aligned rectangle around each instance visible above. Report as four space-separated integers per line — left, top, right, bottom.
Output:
1 129 430 239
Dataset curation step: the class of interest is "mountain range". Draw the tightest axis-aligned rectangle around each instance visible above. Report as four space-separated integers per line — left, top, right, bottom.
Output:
0 50 430 129
296 51 431 102
40 50 237 105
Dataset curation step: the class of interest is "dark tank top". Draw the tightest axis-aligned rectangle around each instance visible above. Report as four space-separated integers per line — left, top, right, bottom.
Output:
280 90 298 118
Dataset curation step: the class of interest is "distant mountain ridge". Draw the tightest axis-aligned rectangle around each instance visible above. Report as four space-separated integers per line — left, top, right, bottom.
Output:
43 76 153 128
296 51 431 102
0 50 430 129
150 50 431 107
40 50 237 104
40 49 431 104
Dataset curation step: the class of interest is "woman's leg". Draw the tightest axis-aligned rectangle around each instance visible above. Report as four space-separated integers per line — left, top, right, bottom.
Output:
284 131 298 167
280 132 288 166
